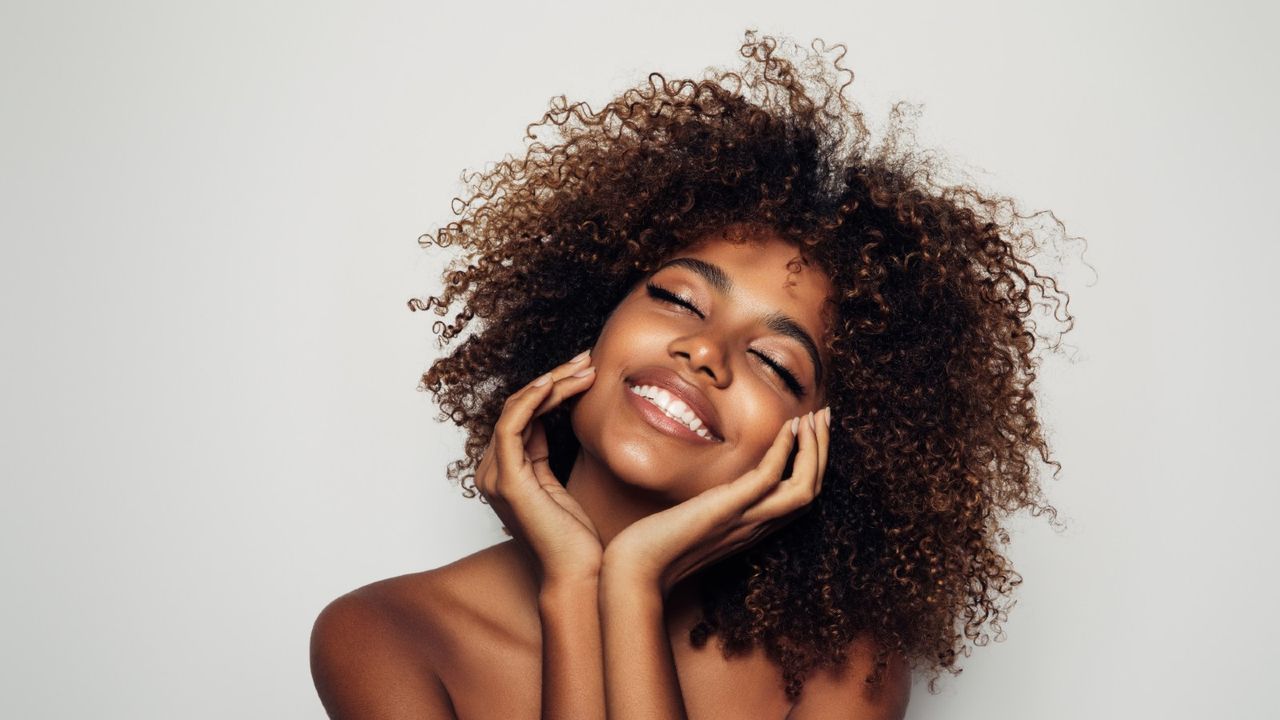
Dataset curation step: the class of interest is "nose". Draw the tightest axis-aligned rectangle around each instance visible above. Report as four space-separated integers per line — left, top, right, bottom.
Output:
669 332 732 386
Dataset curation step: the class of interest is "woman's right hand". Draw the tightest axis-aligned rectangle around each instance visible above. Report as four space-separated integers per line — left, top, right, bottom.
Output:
474 350 602 587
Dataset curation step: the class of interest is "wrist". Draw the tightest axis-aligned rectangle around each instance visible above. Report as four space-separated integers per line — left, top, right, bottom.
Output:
600 548 663 594
598 565 664 624
533 552 602 588
538 573 600 607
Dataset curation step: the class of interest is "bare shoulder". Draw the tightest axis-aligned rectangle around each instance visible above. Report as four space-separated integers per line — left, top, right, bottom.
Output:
786 635 912 720
309 568 456 719
309 541 538 719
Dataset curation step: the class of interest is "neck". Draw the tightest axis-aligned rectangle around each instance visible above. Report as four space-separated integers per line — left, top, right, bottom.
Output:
563 447 670 548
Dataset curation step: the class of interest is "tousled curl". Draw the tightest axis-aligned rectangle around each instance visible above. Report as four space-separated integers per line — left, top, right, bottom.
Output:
409 29 1077 699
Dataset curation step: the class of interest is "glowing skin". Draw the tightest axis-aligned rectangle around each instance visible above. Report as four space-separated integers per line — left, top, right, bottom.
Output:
309 226 875 720
565 224 833 545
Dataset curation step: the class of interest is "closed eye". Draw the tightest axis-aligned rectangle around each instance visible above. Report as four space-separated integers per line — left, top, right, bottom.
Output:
646 281 807 398
646 282 704 318
751 350 806 398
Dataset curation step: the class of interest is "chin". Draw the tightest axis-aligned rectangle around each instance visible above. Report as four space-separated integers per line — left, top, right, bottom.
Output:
569 371 738 503
587 430 729 507
612 451 697 502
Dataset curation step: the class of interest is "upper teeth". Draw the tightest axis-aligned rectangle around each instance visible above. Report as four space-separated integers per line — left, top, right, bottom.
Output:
628 384 716 440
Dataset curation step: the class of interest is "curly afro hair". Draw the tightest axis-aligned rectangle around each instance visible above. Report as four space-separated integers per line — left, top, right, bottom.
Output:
408 29 1075 700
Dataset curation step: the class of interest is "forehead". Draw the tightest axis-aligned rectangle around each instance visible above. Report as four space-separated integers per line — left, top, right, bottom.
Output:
665 226 833 328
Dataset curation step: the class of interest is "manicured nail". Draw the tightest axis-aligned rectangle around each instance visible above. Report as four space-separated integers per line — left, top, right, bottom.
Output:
822 406 831 427
533 373 552 386
808 412 816 429
572 365 596 377
570 349 590 364
790 417 799 435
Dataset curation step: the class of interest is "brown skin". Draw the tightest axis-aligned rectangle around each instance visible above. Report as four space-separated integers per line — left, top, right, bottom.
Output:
312 542 902 719
580 232 837 719
311 232 911 718
313 28 1073 717
566 231 833 546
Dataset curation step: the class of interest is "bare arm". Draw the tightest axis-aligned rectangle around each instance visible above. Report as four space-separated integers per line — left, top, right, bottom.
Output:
599 567 687 719
598 412 828 719
540 576 606 719
469 350 608 717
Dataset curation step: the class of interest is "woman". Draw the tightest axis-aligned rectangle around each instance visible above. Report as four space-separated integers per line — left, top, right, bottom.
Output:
311 31 1071 719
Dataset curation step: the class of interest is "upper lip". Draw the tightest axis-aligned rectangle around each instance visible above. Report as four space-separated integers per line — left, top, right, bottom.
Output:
625 367 724 441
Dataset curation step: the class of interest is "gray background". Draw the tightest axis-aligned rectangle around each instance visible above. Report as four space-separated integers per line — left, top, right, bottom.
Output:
3 1 1277 717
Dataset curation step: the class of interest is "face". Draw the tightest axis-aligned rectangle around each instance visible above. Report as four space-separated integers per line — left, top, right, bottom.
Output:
570 224 833 503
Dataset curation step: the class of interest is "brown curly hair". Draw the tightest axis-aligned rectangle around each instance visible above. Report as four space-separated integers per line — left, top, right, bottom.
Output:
408 29 1075 700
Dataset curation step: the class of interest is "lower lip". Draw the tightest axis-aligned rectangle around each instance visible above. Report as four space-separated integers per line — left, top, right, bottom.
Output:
624 384 719 445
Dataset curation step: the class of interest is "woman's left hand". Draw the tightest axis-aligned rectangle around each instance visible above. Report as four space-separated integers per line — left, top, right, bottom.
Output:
603 407 830 596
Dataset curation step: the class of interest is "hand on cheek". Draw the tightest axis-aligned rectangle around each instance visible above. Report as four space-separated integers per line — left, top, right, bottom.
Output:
474 349 604 586
602 406 831 596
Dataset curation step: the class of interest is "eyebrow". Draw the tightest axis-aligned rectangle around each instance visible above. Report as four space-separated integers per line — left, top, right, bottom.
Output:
654 257 825 385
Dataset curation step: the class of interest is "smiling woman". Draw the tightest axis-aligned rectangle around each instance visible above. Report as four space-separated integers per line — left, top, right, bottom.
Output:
309 29 1074 720
572 231 833 513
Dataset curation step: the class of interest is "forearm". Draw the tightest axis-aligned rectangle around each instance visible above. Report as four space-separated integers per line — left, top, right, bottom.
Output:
599 567 687 720
539 577 606 720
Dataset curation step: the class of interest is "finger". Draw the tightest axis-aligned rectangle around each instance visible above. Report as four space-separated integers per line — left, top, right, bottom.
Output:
747 411 819 521
496 351 592 476
525 415 548 462
795 411 820 497
817 406 830 495
516 350 592 404
792 411 819 488
496 379 556 477
518 351 593 444
527 363 596 433
658 420 797 544
728 416 799 507
475 435 496 497
525 419 561 490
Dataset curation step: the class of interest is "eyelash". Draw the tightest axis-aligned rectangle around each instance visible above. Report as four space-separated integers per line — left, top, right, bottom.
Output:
645 281 807 398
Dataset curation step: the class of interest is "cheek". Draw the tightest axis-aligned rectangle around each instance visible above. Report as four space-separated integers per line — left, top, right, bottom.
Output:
719 414 791 482
564 305 666 451
564 301 796 497
580 303 680 398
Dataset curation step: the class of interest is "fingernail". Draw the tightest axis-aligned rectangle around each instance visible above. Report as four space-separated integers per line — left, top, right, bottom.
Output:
808 412 816 429
572 365 596 377
570 349 590 363
534 373 551 386
790 417 799 435
823 406 831 427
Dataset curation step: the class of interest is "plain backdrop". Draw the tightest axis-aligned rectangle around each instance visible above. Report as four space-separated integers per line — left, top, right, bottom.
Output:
3 1 1278 718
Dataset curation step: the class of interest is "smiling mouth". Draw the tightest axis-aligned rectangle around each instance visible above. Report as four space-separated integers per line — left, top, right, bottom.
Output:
625 382 722 442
